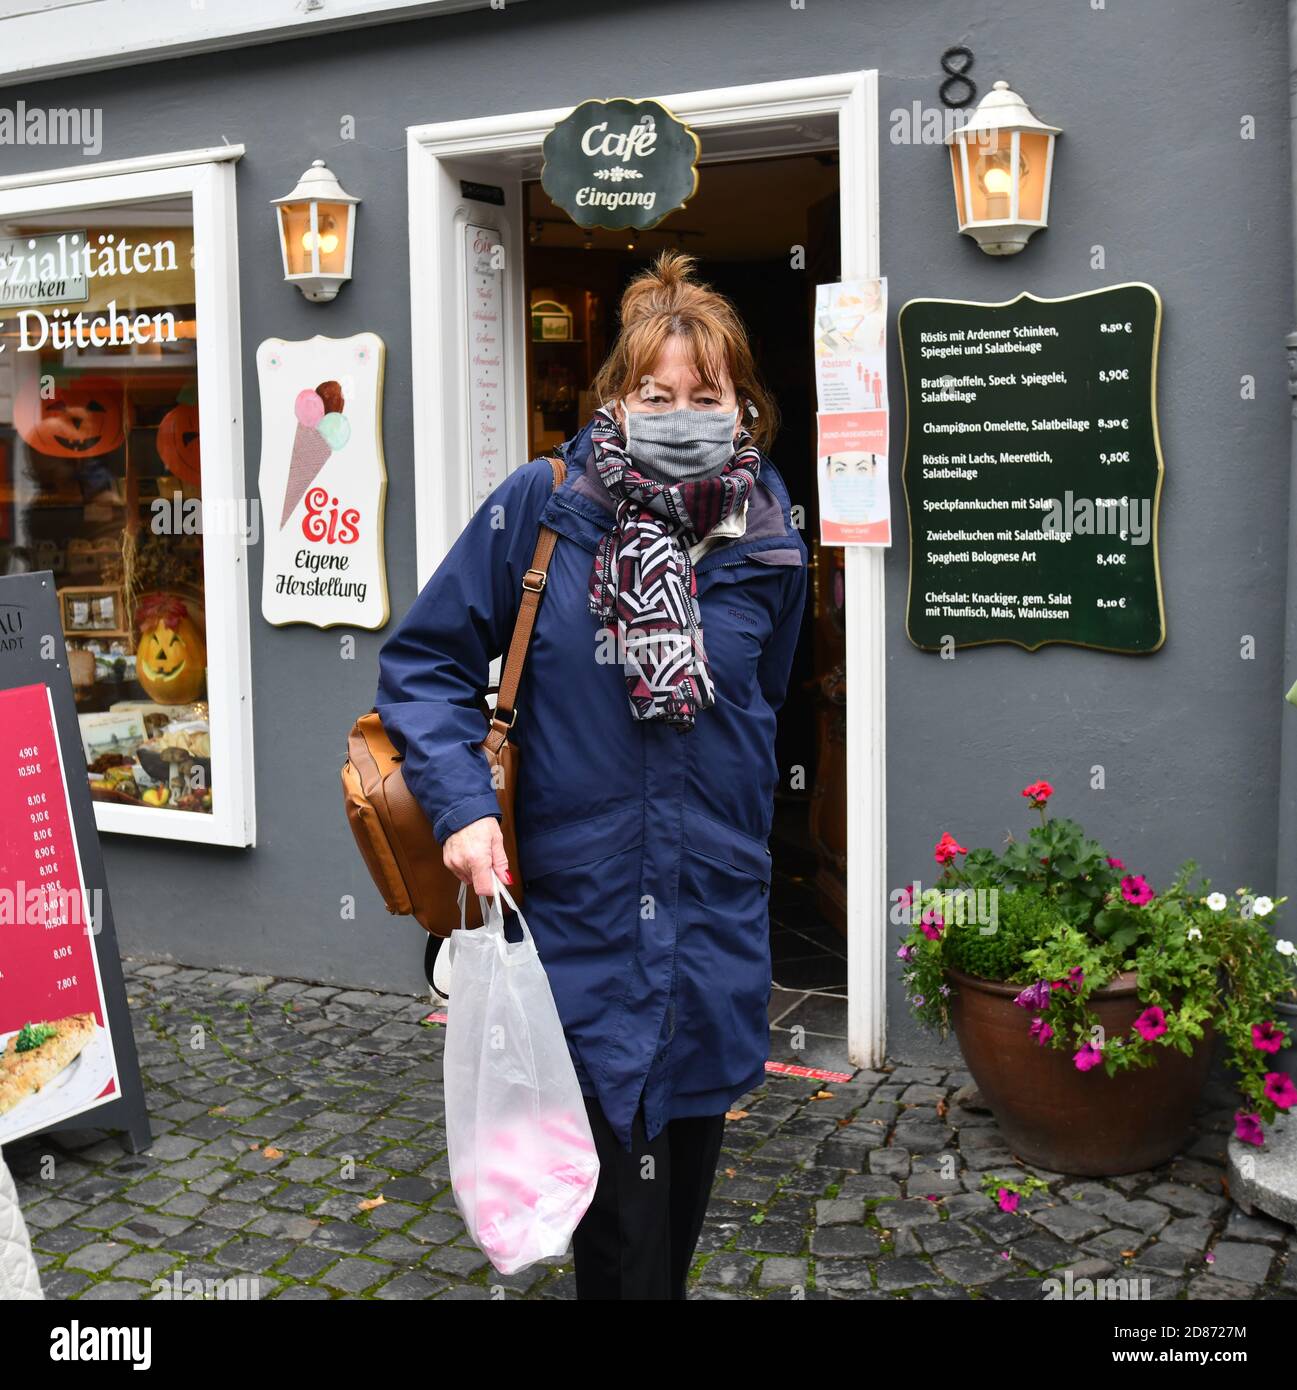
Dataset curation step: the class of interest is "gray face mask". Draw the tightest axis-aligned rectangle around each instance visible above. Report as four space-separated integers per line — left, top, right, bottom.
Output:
621 399 740 482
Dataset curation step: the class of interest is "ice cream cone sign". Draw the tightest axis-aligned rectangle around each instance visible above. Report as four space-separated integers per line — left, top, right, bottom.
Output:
257 334 388 630
281 382 350 528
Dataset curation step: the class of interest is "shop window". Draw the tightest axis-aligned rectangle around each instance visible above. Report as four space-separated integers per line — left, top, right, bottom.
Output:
0 153 254 846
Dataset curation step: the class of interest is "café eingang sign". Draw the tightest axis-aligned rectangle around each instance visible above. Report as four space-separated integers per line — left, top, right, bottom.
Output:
541 97 700 231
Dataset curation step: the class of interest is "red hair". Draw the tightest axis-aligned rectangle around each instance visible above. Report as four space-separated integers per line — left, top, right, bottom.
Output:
590 250 779 452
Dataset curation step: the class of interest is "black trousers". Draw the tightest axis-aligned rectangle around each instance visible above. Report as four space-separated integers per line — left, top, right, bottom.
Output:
570 1093 727 1300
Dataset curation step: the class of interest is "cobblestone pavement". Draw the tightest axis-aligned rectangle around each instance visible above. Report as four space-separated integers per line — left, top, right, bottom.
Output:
6 958 1296 1301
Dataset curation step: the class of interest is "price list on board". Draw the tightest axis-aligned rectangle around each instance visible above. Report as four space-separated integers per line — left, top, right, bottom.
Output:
0 683 116 1107
899 282 1165 652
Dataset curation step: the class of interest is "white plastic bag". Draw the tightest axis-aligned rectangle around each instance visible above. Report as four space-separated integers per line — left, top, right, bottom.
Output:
443 871 600 1274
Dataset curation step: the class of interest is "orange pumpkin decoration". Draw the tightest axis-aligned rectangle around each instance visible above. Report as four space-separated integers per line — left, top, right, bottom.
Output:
135 593 207 704
15 375 124 458
157 403 201 489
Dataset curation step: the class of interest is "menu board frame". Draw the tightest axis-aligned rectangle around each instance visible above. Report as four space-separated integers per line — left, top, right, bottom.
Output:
0 571 150 1151
898 282 1167 655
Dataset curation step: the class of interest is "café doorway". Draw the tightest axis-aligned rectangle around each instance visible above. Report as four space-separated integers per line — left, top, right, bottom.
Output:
521 155 852 1066
407 70 886 1070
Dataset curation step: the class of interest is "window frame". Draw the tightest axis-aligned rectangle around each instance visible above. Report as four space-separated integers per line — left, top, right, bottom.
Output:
0 147 255 847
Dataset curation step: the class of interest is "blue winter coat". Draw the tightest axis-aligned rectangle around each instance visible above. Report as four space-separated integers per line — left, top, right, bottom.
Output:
374 415 809 1152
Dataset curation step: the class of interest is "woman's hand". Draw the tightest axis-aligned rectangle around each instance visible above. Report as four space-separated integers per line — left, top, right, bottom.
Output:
443 816 512 899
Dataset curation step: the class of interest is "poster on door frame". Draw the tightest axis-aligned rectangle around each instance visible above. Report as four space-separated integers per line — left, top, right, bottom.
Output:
464 222 507 511
814 276 892 546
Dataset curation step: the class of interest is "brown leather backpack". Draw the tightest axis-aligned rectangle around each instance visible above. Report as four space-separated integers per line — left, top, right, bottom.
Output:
342 457 566 937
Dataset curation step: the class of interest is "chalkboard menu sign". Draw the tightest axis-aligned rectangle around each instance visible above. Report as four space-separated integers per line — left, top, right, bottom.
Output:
899 283 1166 653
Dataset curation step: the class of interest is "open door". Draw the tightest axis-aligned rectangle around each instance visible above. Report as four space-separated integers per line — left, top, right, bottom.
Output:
407 154 530 585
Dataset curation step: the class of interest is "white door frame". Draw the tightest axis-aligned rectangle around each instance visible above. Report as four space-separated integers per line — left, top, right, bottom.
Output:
407 71 886 1070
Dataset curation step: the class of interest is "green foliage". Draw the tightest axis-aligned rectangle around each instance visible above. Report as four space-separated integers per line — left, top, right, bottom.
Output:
15 1021 57 1052
944 886 1056 982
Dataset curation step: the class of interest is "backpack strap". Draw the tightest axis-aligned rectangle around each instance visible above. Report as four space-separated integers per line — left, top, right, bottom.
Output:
483 456 567 755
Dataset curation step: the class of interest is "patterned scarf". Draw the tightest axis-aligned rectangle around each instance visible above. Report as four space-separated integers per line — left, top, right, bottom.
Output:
587 402 760 728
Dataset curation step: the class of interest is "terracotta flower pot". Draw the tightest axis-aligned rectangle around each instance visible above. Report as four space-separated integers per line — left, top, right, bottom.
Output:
945 965 1215 1177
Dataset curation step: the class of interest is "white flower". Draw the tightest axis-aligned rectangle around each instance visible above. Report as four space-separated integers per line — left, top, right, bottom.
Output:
1277 939 1295 957
1187 927 1203 941
1206 893 1227 911
1255 896 1274 917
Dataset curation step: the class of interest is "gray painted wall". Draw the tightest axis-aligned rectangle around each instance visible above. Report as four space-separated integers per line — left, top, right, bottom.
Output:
1 0 1290 1065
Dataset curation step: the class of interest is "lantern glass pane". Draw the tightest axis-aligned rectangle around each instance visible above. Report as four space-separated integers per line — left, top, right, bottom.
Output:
966 130 1025 224
278 203 315 276
307 202 350 275
1015 131 1052 222
949 144 968 225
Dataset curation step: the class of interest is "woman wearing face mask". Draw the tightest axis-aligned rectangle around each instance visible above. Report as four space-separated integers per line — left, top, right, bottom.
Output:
376 250 808 1299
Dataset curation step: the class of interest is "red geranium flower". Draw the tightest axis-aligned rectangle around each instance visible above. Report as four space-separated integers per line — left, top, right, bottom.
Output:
1021 779 1055 808
934 832 967 865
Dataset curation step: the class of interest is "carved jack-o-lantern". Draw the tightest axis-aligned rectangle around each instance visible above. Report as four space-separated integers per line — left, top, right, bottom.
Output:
135 593 207 704
15 375 125 458
157 403 201 489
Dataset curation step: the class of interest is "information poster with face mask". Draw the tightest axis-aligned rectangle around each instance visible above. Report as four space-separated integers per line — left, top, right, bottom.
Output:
814 277 891 546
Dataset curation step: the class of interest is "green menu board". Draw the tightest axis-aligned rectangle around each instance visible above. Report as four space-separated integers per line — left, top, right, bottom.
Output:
899 283 1166 653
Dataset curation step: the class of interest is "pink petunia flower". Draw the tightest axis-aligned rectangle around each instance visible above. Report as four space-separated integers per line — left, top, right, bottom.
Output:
1120 874 1154 906
1014 980 1052 1011
919 909 945 941
1048 969 1084 995
1029 1016 1054 1046
897 944 914 962
1263 1073 1297 1110
1133 1006 1168 1041
997 1188 1020 1213
897 885 914 908
1106 856 1125 870
1234 1112 1265 1146
1074 1042 1104 1072
1251 1021 1287 1054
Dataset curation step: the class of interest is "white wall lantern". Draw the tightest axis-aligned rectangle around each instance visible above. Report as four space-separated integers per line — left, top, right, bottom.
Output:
271 159 359 302
946 79 1060 256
